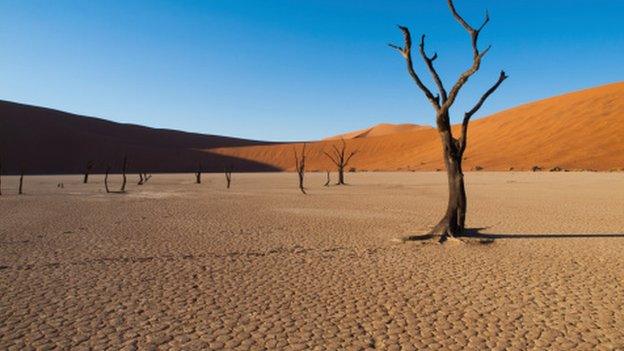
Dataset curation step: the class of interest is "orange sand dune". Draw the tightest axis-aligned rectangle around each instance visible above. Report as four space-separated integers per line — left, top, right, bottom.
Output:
324 123 432 140
212 82 624 171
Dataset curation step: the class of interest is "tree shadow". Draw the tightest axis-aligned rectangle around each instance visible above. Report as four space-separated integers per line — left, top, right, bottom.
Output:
398 227 624 246
465 228 624 240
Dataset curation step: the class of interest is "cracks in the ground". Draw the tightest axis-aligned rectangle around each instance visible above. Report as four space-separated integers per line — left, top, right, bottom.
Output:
0 245 396 271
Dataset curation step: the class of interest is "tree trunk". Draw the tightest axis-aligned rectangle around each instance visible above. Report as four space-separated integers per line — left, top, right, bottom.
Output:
430 128 467 238
337 167 345 185
105 166 111 193
18 171 24 195
120 156 127 192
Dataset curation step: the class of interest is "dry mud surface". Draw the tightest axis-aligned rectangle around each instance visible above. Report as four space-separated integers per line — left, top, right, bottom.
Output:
1 172 624 350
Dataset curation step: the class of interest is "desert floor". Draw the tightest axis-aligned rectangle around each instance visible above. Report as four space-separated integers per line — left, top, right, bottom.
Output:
1 172 624 350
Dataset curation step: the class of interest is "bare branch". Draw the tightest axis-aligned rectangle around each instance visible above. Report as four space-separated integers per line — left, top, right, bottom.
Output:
323 151 340 166
344 151 357 166
458 70 508 154
390 25 440 109
419 34 447 102
441 0 492 112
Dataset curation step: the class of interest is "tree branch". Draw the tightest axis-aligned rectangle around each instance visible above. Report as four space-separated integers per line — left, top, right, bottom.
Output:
458 70 508 154
441 0 492 112
419 34 447 103
323 151 340 166
390 25 440 109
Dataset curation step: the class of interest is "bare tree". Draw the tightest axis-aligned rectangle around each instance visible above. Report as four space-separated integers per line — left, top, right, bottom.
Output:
18 169 24 195
83 160 94 184
138 173 144 185
104 165 111 193
389 0 507 240
196 161 202 184
324 171 331 187
224 166 232 189
120 155 127 193
294 143 307 194
323 139 357 185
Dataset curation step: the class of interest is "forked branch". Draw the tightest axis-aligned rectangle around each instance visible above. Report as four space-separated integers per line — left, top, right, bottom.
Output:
389 26 440 109
459 70 508 154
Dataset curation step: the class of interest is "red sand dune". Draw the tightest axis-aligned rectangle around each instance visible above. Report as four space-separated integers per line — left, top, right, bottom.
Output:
1 82 622 173
324 123 432 140
211 82 624 171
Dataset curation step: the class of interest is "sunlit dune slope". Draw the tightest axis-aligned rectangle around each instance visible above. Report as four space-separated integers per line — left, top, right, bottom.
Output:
211 82 624 171
324 123 432 140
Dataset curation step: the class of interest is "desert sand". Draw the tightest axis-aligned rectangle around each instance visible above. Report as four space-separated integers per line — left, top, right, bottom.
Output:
1 172 623 350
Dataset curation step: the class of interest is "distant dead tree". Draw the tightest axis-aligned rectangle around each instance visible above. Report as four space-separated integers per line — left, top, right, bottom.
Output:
390 0 507 240
120 155 127 192
104 165 111 193
224 166 232 189
196 161 202 184
324 171 331 187
137 172 151 185
323 139 357 185
294 143 307 194
18 169 24 195
83 160 94 184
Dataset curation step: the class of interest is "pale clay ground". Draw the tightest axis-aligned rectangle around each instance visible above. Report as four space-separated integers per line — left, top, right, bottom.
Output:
1 172 624 350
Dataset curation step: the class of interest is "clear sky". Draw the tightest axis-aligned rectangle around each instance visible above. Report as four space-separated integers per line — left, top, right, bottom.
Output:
1 1 622 141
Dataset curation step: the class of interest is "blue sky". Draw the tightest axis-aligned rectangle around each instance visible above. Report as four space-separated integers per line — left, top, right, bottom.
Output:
1 1 622 141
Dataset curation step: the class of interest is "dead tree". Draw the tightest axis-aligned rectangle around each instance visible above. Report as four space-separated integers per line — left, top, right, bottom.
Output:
390 0 507 240
120 155 127 192
224 166 232 189
294 143 307 194
138 173 144 185
104 165 111 193
18 169 24 195
324 171 330 187
83 160 94 183
196 161 202 184
323 139 357 185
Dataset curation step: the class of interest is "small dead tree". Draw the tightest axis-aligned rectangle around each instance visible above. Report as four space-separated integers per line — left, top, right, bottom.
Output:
120 155 127 192
390 0 507 240
224 166 232 189
294 143 307 194
104 165 111 193
83 160 94 184
196 161 202 184
323 139 357 185
324 171 330 187
138 173 144 185
18 169 24 195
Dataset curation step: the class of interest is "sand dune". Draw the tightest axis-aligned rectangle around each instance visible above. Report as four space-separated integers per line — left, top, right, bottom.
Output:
213 82 624 171
324 123 432 140
0 100 279 174
1 82 622 173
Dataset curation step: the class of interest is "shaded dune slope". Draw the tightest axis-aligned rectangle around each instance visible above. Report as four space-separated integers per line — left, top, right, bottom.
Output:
0 101 279 174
